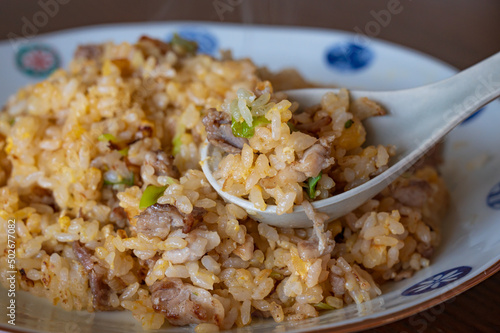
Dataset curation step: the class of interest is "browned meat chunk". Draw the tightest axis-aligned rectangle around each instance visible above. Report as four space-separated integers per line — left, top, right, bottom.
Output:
137 36 171 56
182 206 206 234
74 44 103 61
293 144 334 178
136 204 205 238
151 278 223 326
151 278 207 325
145 150 180 179
72 241 95 271
297 231 335 260
392 179 432 207
350 97 386 121
295 116 332 135
297 239 321 260
202 109 248 154
88 270 114 311
417 242 434 258
21 186 56 208
72 242 114 311
110 207 129 227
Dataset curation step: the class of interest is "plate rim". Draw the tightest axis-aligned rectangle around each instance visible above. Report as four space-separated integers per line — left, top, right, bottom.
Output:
313 260 500 333
0 20 458 71
1 261 498 333
0 21 498 333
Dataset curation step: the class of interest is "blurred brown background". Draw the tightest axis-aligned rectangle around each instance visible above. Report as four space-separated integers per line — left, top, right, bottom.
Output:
1 0 500 69
1 0 499 332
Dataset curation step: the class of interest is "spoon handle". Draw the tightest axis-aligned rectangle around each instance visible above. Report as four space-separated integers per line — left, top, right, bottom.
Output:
431 51 500 124
384 51 500 160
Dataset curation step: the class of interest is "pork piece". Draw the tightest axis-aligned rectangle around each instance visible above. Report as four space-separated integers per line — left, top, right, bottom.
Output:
72 241 95 271
136 203 206 238
137 36 171 56
151 278 207 325
144 150 180 178
417 242 434 258
297 229 335 260
350 97 386 121
202 109 248 154
392 179 432 208
74 44 103 60
295 116 332 135
329 274 346 296
21 186 57 209
72 242 114 311
301 201 335 254
151 278 224 326
297 237 331 260
297 239 322 260
293 144 335 178
181 207 206 234
88 270 114 311
110 207 129 227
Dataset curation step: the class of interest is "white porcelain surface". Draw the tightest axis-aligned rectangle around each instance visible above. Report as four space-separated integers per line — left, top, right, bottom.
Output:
0 22 499 333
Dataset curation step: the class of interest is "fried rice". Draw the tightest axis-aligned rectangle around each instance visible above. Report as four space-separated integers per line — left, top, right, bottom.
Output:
206 86 396 214
0 36 449 330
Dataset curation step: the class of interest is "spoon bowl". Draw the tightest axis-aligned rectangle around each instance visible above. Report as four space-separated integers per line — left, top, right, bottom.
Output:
201 51 500 227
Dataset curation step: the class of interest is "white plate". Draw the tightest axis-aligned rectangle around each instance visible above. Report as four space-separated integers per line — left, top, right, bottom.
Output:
1 22 499 333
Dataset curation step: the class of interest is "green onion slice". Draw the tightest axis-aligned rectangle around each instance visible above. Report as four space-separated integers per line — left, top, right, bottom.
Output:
306 172 322 199
171 33 198 54
98 133 117 142
103 174 134 186
314 302 335 310
139 185 168 209
231 115 270 138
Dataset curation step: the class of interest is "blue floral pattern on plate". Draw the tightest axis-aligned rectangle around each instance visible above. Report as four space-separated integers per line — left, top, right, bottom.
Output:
15 44 60 78
325 42 374 72
167 29 218 55
487 181 500 209
402 266 472 296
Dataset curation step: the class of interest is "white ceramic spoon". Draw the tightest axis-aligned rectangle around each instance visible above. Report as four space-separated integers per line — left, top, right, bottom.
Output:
201 51 500 227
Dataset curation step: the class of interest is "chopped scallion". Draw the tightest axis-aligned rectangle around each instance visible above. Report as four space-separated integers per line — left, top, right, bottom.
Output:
306 172 322 199
118 147 129 156
287 121 299 132
98 133 117 142
314 302 335 310
139 185 168 209
103 174 134 186
172 133 182 156
171 33 198 54
231 115 270 138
